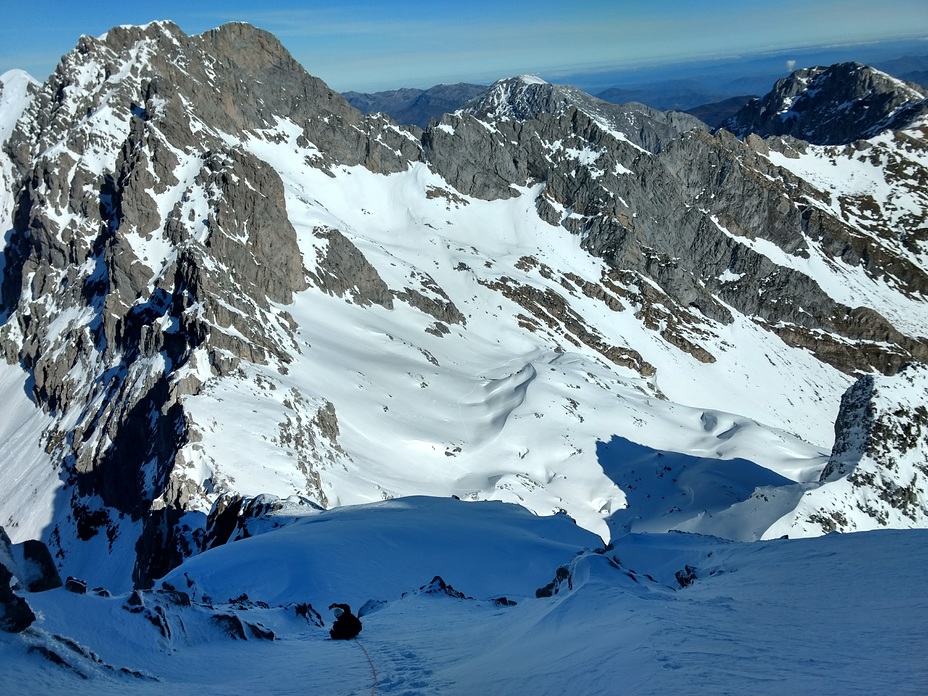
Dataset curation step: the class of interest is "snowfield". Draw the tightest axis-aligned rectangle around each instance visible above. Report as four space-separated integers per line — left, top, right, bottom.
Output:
2 497 927 695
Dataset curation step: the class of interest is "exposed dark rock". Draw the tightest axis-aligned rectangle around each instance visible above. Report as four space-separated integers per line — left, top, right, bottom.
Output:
479 275 655 375
212 613 247 640
820 375 876 483
0 529 15 592
675 564 698 588
205 492 326 551
293 602 324 626
0 561 36 632
0 530 62 593
461 77 706 154
405 575 471 599
156 588 191 606
65 576 88 594
492 597 518 607
307 227 394 308
20 539 63 591
28 646 84 676
124 589 146 613
227 592 269 610
394 270 466 326
721 62 928 145
426 77 928 375
535 565 573 598
144 605 172 639
204 494 246 550
211 613 275 640
247 621 275 640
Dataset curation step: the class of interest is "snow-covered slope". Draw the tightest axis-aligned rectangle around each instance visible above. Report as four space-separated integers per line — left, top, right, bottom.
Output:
0 69 38 249
0 70 37 143
2 498 926 694
0 21 925 599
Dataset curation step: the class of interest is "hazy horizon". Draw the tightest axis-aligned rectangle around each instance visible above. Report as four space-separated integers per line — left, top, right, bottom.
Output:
2 1 927 93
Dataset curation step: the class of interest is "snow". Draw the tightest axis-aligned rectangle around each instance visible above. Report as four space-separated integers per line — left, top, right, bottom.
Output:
2 497 926 694
167 144 846 547
708 207 928 338
0 70 38 252
0 73 875 603
0 69 37 144
163 496 599 608
0 363 59 541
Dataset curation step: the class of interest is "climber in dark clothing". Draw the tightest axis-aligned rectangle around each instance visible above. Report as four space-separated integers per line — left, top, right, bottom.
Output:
328 603 362 640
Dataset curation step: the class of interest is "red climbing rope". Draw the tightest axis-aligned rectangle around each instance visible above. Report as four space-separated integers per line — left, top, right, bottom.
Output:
355 639 378 696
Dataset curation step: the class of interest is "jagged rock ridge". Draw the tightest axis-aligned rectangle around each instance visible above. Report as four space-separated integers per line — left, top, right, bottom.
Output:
0 21 421 586
427 75 928 374
767 363 928 536
721 62 928 145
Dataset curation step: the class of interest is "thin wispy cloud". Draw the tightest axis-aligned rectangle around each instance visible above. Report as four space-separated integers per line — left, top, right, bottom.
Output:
2 1 926 90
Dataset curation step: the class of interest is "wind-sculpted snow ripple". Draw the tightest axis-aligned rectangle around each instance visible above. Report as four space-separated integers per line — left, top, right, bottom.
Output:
457 363 537 443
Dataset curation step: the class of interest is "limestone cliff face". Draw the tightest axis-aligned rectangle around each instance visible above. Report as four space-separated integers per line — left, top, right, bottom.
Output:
0 21 419 586
768 363 928 536
720 62 928 145
425 77 928 375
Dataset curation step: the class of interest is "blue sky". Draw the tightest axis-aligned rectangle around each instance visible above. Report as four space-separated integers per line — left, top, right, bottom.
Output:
2 1 927 91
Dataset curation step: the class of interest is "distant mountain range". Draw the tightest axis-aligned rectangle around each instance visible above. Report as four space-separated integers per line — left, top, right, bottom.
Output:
343 53 928 129
343 83 487 128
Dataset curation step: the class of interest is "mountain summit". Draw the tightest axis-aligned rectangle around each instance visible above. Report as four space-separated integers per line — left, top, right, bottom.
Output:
721 61 928 144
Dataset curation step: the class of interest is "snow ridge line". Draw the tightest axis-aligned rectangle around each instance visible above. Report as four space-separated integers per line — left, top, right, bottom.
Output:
355 639 378 695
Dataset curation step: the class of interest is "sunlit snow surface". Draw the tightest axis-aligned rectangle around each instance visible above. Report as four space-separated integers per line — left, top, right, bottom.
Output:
2 497 926 695
0 96 874 566
765 119 928 337
182 127 844 545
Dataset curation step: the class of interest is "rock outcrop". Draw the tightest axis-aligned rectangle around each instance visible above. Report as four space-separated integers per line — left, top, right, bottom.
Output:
720 62 928 145
0 526 63 632
425 76 928 375
0 21 418 587
769 363 928 536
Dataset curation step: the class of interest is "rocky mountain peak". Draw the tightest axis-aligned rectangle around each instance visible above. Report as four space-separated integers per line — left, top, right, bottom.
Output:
97 19 186 49
462 75 570 120
721 61 928 144
454 73 705 157
0 20 425 587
